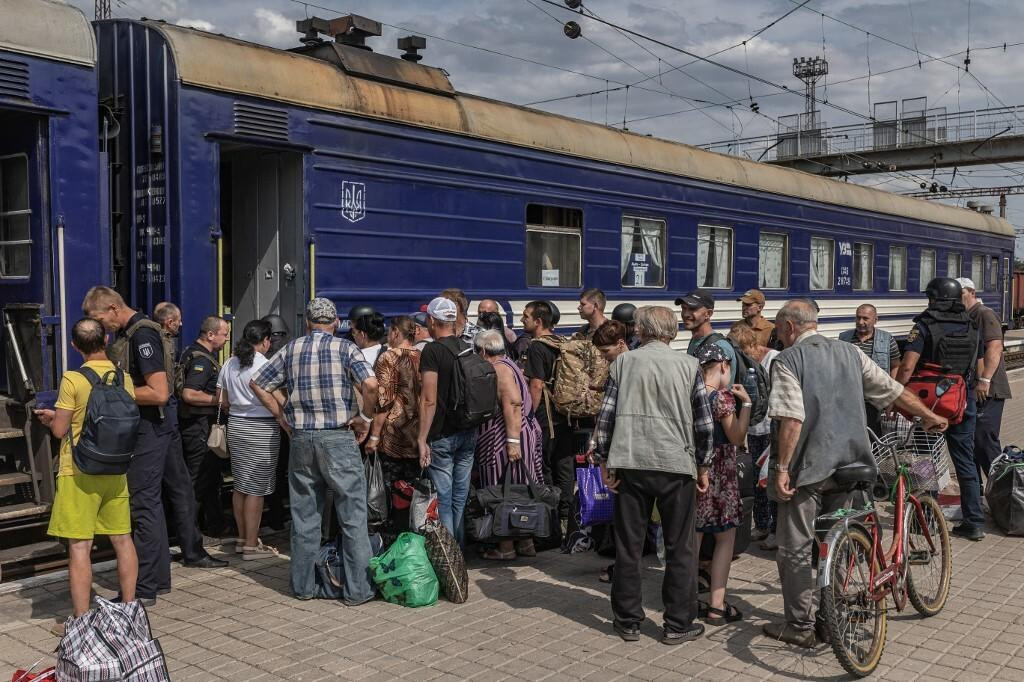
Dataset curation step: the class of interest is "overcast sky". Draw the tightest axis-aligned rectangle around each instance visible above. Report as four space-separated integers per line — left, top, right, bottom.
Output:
69 0 1024 244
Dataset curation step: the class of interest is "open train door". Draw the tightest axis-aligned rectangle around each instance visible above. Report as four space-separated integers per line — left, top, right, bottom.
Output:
219 148 304 345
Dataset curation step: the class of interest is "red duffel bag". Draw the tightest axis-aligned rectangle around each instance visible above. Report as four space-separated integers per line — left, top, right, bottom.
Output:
899 362 967 425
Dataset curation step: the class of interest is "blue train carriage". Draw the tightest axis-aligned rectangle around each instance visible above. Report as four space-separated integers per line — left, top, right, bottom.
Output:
94 16 1014 349
0 0 105 533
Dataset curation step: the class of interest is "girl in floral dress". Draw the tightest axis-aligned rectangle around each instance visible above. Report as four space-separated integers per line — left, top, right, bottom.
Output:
695 343 751 625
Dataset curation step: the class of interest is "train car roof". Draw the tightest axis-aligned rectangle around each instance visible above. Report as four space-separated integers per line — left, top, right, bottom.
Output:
147 20 1013 238
0 0 95 66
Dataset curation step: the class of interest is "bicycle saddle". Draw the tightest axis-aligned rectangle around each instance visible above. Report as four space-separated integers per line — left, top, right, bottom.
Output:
832 464 878 487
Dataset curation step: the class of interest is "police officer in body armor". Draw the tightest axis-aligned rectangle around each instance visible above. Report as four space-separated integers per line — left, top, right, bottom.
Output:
897 277 985 541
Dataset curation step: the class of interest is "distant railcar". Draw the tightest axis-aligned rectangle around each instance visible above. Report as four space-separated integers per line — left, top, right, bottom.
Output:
91 18 1014 347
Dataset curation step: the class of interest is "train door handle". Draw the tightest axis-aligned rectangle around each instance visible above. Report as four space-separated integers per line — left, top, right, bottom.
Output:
264 269 274 280
282 263 296 282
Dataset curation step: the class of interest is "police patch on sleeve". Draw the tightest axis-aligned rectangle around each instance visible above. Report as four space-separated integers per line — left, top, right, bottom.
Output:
192 365 204 373
139 342 154 359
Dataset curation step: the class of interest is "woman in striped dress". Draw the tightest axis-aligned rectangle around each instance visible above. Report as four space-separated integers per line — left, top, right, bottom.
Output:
473 329 544 560
217 319 283 560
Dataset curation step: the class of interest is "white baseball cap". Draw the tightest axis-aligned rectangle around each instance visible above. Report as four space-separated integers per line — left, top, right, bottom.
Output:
427 296 458 322
955 277 976 291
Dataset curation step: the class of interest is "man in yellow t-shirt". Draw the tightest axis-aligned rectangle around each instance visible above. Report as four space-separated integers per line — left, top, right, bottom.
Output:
36 318 139 618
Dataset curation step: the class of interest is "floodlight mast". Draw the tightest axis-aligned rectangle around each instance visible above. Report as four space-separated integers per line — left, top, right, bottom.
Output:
792 56 828 116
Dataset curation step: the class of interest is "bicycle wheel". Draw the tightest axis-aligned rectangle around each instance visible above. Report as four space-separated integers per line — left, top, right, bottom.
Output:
820 528 887 678
905 494 952 616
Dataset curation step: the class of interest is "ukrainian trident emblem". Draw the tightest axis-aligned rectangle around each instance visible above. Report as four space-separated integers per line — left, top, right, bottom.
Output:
341 181 366 223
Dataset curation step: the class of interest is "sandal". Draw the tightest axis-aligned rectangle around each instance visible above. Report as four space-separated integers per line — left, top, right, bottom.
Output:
703 602 743 626
598 564 614 584
514 540 537 557
482 548 515 561
697 568 711 594
242 543 279 561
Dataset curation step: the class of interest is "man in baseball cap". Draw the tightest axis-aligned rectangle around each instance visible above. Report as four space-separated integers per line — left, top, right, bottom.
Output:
676 289 737 382
736 289 774 348
956 277 1011 485
305 297 338 325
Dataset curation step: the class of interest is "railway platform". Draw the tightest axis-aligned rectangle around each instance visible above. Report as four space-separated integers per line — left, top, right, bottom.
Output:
3 382 1024 681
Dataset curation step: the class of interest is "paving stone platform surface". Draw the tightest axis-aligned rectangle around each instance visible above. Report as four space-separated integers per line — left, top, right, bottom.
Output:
4 376 1024 681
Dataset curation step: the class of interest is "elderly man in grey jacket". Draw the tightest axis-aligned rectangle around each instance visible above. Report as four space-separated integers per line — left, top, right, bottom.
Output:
593 305 714 646
763 299 947 648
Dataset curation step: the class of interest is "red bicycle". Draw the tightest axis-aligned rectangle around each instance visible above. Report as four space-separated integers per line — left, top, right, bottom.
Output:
814 419 952 677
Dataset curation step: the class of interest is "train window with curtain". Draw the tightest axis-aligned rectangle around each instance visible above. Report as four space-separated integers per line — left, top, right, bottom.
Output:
971 254 984 290
948 252 961 278
889 246 907 291
758 232 788 289
920 249 936 291
990 256 999 291
620 216 665 288
810 237 834 290
0 155 31 279
526 204 582 288
696 224 733 288
852 242 873 291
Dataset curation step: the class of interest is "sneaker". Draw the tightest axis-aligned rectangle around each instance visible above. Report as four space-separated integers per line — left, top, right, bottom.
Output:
951 524 985 541
760 533 778 550
613 621 640 642
661 623 704 645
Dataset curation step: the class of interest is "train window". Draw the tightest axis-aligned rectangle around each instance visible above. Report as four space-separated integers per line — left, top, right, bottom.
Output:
810 237 834 290
526 204 582 288
889 246 907 291
758 233 788 289
697 224 733 289
0 155 31 279
971 255 984 290
947 252 961 278
620 216 665 288
990 256 999 291
920 249 935 291
852 242 873 291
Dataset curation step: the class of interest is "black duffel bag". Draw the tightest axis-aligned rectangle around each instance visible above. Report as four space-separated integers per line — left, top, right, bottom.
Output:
986 447 1024 536
467 462 561 542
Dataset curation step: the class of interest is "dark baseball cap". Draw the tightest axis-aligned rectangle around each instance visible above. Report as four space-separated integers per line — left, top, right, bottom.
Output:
674 289 715 310
411 312 429 328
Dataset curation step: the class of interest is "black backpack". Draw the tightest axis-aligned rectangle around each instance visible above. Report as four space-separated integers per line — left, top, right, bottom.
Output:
441 338 498 431
697 333 771 424
71 367 140 475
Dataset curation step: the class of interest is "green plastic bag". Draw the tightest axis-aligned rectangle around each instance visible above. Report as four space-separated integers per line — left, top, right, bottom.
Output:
369 532 439 607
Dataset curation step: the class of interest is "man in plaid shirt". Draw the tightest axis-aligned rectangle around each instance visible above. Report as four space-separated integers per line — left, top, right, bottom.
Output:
591 305 714 646
251 298 379 604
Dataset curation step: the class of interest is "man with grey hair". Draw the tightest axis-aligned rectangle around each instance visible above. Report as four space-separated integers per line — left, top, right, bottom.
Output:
592 305 714 645
153 302 182 357
251 297 378 602
763 299 947 648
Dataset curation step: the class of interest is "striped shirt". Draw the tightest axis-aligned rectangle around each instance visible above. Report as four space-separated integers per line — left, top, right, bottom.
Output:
251 330 374 430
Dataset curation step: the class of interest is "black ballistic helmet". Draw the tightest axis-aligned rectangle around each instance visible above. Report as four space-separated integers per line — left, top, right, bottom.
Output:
261 313 290 357
925 277 962 303
347 304 376 322
611 302 637 324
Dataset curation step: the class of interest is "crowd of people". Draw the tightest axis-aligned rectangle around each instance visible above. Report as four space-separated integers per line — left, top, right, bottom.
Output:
33 276 1008 647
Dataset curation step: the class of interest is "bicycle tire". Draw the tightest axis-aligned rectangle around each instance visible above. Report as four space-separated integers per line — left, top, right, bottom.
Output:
820 527 887 678
905 494 952 616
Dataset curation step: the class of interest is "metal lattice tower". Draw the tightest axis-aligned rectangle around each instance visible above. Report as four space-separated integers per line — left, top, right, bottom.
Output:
95 0 111 20
792 56 828 116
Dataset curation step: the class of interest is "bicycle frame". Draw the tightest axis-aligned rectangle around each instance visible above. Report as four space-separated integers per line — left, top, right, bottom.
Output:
816 469 940 608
